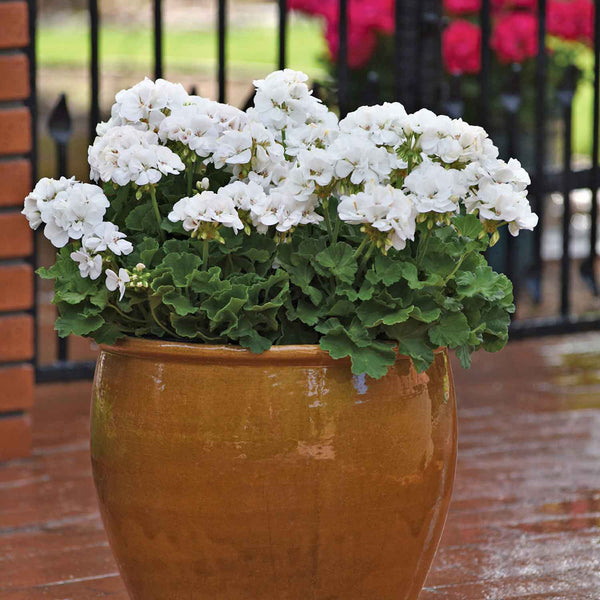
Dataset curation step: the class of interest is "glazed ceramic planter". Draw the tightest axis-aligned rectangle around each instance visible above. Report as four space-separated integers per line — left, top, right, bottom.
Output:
91 339 457 600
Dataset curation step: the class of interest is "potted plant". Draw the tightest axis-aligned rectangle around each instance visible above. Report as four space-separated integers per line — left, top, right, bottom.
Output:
23 70 537 600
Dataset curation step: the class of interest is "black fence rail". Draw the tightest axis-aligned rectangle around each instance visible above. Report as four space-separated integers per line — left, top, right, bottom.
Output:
31 0 600 382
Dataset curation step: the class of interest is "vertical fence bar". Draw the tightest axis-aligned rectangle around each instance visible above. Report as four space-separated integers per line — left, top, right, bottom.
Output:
217 0 227 103
479 0 491 131
153 0 163 79
581 3 600 294
529 0 547 303
89 0 100 143
420 0 442 111
558 67 578 317
394 0 419 111
278 0 287 70
501 64 522 301
337 0 349 117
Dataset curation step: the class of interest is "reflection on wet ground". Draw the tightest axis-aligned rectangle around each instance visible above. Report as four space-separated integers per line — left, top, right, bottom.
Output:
422 334 600 599
0 335 599 599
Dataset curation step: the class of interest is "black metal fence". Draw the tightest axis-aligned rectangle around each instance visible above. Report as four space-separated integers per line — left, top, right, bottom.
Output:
32 0 600 382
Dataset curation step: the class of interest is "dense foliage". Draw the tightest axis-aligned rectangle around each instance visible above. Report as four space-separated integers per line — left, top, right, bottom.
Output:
24 70 536 378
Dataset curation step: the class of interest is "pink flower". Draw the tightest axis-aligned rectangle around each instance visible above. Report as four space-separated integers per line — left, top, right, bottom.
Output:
492 0 537 10
491 12 538 63
325 19 378 68
444 0 482 14
443 20 482 74
548 0 594 45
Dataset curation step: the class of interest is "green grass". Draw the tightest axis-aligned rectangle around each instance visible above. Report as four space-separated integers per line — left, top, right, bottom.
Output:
38 21 327 77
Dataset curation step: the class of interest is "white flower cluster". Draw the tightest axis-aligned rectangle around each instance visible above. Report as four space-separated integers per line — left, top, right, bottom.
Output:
22 178 109 247
22 177 133 285
339 182 417 251
168 180 322 236
89 126 185 186
97 77 189 134
326 103 537 236
24 69 539 305
250 69 338 156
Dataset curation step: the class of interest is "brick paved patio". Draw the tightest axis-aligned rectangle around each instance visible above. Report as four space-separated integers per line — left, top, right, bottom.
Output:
1 335 600 599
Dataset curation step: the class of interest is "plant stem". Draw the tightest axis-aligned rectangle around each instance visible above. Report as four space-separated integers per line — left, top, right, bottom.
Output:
149 301 177 338
443 250 473 286
332 216 341 244
150 186 165 243
416 228 432 266
359 242 376 274
108 302 145 324
353 236 369 260
323 204 333 243
202 239 210 271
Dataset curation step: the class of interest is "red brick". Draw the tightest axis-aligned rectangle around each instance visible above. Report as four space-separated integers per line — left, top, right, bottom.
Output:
0 414 31 461
0 53 29 100
0 107 31 155
0 364 33 412
0 314 33 362
0 159 32 207
0 212 32 259
0 264 33 311
0 2 29 49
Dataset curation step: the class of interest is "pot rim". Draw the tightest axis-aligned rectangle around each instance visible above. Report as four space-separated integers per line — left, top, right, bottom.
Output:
99 337 445 367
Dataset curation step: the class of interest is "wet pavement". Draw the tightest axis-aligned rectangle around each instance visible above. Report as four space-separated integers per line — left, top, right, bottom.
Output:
1 335 600 599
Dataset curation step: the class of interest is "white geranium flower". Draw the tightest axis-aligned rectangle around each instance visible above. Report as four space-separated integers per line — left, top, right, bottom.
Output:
332 136 393 185
489 158 531 191
104 77 189 133
218 180 267 212
83 222 133 256
158 104 219 158
22 176 76 230
213 129 253 168
168 191 244 234
403 158 464 214
105 268 130 300
473 179 538 235
88 126 184 186
253 69 315 130
38 183 109 248
338 181 417 250
247 187 322 234
340 103 407 147
404 108 439 135
296 147 335 187
70 249 103 280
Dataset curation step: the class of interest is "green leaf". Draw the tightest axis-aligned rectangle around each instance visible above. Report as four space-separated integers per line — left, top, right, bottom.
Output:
315 242 358 284
356 299 412 328
455 345 473 369
453 214 484 241
384 321 435 373
125 203 157 233
55 306 104 337
428 312 471 348
162 289 198 316
455 266 512 302
157 252 202 287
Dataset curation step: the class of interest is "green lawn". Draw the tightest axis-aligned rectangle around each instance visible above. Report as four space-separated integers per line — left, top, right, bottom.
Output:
38 21 327 77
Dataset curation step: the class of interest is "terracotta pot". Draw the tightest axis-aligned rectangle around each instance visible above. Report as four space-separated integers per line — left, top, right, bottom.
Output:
91 339 457 600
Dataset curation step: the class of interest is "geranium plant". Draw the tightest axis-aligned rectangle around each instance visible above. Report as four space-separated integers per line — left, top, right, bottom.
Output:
23 70 537 378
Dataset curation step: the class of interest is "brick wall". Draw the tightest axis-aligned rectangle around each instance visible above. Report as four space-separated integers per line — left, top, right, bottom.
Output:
0 0 35 460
